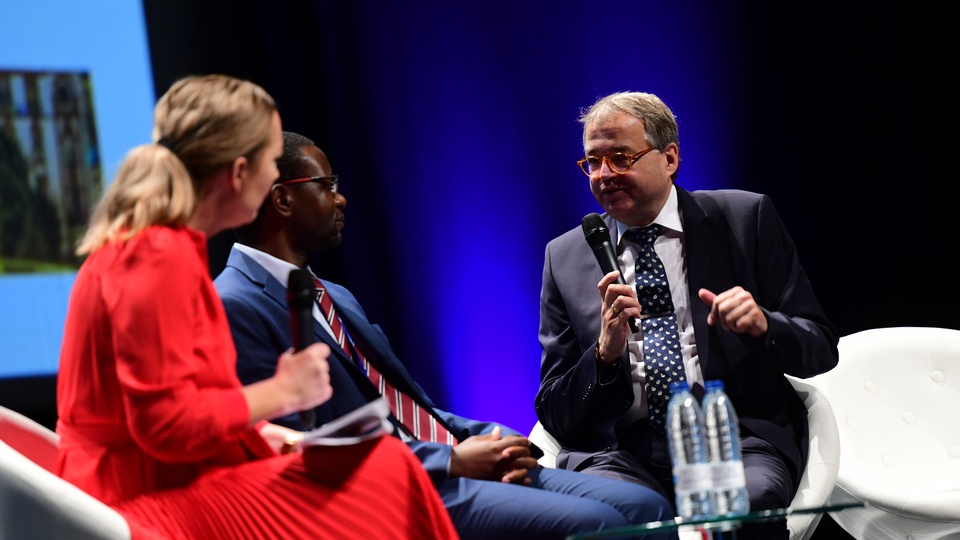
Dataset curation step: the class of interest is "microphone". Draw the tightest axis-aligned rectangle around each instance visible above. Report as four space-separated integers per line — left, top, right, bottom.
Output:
287 268 317 430
581 213 640 334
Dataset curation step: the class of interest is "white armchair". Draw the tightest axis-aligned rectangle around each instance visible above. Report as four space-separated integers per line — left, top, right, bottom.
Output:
783 375 842 540
0 405 131 539
807 326 960 540
528 375 841 540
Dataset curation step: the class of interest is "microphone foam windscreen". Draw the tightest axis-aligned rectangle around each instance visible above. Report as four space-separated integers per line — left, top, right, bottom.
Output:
581 213 609 245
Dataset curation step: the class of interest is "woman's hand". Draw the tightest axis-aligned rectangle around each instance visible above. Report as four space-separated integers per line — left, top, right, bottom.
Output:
259 422 305 455
274 343 334 411
242 342 333 426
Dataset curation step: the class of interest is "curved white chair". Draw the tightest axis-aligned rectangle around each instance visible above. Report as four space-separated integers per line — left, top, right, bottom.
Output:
0 405 131 540
783 375 842 540
807 327 960 540
528 375 840 540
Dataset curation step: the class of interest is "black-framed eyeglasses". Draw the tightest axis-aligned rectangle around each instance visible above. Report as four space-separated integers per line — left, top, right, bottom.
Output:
576 147 656 177
275 175 339 194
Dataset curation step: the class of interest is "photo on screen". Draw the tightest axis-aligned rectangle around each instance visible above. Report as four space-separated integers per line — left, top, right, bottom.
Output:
0 1 155 379
1 70 102 272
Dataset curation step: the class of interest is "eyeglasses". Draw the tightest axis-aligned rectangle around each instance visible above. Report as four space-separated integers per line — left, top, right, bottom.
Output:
576 147 656 177
275 175 339 194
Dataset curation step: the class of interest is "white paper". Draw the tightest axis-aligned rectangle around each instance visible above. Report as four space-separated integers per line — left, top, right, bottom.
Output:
301 398 394 447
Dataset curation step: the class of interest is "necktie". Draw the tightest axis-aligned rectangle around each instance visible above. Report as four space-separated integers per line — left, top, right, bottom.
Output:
630 225 686 432
311 277 457 446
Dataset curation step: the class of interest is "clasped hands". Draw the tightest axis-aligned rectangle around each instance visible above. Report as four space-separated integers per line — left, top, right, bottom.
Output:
596 270 769 363
450 426 539 485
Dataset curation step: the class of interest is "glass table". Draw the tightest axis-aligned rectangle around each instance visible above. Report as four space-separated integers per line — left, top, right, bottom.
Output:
565 501 864 539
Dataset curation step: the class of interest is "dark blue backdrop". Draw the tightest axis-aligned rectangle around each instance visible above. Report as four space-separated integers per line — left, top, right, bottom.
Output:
178 1 750 432
144 0 955 434
323 3 744 431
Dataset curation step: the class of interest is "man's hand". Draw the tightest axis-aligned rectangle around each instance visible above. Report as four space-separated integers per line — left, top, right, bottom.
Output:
449 426 538 484
596 270 638 363
698 286 768 337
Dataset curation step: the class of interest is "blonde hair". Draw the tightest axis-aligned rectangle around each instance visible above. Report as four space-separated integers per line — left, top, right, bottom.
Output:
77 74 277 254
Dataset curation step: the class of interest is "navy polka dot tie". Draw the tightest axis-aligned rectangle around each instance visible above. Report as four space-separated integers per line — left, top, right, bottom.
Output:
630 224 685 432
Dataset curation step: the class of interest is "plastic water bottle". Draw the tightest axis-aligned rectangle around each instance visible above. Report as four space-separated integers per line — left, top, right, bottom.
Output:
702 379 750 517
666 380 715 520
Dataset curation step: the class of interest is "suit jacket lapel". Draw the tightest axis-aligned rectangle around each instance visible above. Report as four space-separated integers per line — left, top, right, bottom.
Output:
229 249 456 437
335 298 454 419
227 249 287 311
333 300 422 393
227 249 355 368
676 186 712 368
331 294 460 436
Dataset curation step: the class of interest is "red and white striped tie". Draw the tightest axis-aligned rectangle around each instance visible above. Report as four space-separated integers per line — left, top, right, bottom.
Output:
312 277 457 445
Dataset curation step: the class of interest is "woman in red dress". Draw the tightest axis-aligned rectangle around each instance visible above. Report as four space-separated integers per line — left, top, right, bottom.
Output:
55 74 458 540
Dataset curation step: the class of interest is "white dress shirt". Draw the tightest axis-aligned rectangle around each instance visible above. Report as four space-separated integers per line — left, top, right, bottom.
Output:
613 185 703 426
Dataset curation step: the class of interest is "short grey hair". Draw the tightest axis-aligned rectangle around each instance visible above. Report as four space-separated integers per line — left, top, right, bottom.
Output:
578 91 679 152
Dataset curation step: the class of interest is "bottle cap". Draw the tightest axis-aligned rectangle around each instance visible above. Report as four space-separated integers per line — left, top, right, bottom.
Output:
668 380 689 393
706 379 725 391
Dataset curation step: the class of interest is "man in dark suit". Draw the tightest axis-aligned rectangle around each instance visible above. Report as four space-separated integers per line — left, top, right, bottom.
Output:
535 91 839 540
213 131 678 540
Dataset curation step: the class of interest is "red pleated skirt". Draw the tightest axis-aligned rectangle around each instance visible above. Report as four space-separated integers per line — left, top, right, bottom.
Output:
114 436 458 540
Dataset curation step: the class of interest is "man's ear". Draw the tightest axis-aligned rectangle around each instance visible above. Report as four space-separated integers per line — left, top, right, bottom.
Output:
662 142 680 174
270 184 294 216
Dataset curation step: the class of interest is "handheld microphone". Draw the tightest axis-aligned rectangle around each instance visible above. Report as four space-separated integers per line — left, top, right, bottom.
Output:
287 268 317 430
581 213 640 333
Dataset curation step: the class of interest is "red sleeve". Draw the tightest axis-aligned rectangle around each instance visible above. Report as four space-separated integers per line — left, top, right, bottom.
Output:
104 228 250 462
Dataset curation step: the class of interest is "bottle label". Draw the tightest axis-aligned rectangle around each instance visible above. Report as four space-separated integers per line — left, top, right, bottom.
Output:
674 462 713 492
711 460 746 490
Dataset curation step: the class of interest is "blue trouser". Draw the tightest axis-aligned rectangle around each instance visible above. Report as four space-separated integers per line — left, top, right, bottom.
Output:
439 466 678 540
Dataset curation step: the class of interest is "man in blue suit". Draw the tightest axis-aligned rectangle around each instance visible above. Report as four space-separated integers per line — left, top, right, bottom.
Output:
214 131 677 540
536 91 840 540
